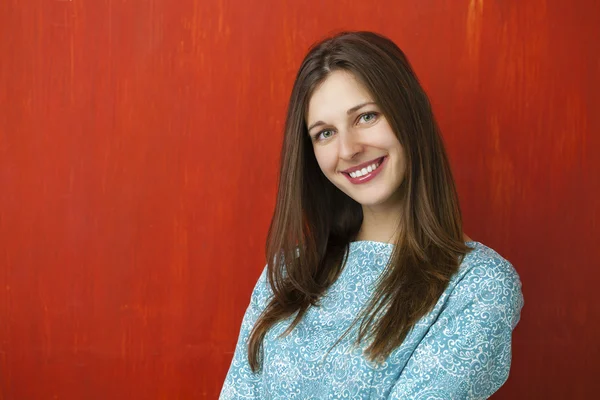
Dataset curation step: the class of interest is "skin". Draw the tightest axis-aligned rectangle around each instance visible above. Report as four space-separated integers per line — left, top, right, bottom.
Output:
306 70 406 243
306 70 473 244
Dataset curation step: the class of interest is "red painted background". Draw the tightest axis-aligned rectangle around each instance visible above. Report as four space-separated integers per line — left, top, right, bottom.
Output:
1 0 598 398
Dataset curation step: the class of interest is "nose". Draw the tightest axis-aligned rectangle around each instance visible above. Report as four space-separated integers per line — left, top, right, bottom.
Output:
338 130 363 160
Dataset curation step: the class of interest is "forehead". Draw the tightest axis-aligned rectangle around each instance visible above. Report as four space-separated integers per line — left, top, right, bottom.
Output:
306 70 373 124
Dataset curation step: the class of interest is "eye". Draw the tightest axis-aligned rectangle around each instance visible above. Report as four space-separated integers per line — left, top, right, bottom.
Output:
358 112 378 124
315 129 334 141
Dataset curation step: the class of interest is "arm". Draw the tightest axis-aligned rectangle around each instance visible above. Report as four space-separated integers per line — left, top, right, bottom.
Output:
219 267 270 400
388 258 524 400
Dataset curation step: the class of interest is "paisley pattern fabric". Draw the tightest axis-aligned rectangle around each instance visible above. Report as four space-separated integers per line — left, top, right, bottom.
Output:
220 241 524 399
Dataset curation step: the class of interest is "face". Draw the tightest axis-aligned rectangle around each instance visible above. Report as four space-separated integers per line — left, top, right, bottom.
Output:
306 70 407 210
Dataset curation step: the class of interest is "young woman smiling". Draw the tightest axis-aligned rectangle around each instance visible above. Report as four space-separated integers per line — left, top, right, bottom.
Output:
220 31 524 399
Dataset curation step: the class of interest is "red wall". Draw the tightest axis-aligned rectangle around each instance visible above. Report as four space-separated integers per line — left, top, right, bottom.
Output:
1 0 598 398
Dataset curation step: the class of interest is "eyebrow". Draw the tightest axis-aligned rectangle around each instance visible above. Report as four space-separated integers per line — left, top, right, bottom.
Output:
307 101 377 132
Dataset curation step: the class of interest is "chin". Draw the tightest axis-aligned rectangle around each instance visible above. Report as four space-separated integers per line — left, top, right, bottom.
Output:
341 190 395 208
354 197 393 207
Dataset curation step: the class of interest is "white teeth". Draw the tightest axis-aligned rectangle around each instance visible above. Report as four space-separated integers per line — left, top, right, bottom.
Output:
347 159 383 179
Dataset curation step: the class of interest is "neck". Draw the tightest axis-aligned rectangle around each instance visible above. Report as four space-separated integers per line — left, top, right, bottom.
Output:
355 203 403 244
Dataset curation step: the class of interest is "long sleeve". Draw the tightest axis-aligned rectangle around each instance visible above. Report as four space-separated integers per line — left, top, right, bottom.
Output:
219 267 270 400
388 257 524 400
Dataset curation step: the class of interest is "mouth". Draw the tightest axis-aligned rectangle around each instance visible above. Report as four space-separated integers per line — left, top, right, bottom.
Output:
341 156 387 184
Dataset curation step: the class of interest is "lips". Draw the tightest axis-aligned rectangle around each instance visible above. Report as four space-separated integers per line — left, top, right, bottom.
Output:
341 157 386 174
341 156 388 184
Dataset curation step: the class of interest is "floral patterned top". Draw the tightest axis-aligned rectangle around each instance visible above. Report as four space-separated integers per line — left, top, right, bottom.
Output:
220 241 524 399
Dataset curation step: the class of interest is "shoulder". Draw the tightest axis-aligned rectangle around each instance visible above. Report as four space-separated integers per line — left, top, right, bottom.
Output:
455 241 522 292
445 242 524 328
242 265 271 311
246 246 303 310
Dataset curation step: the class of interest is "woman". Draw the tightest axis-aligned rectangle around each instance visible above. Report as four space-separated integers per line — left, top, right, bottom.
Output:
220 31 523 399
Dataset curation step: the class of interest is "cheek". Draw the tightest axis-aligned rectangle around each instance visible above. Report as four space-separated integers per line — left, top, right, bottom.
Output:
313 149 337 175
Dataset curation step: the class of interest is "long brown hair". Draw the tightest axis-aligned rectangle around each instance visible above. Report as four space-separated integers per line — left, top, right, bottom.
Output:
248 31 471 371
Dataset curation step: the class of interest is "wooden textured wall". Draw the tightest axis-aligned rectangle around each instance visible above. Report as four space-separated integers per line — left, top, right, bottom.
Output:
1 0 598 398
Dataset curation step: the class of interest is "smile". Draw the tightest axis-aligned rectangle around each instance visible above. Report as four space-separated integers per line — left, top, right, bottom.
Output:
341 156 387 184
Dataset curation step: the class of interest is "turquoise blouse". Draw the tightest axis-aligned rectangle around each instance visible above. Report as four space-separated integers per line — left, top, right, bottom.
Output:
220 241 524 399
